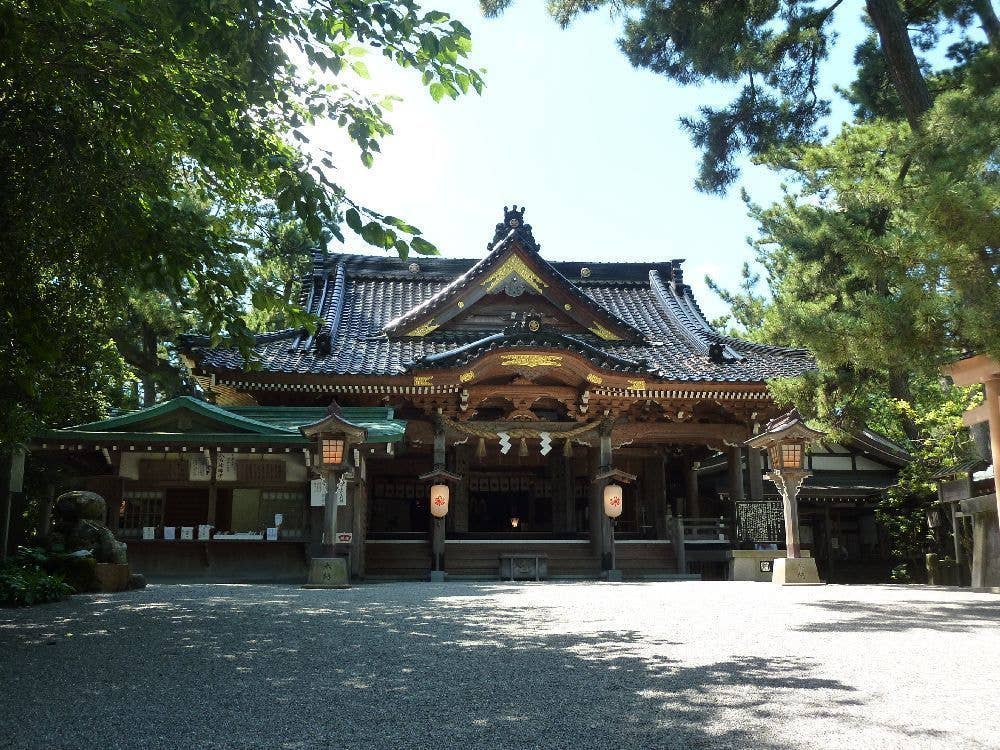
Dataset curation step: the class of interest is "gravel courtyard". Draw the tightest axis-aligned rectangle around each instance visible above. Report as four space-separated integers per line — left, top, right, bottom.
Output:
2 582 998 750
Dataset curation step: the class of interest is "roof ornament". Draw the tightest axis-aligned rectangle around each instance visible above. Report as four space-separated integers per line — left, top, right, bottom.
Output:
487 204 540 252
708 342 737 364
314 329 332 356
506 310 543 334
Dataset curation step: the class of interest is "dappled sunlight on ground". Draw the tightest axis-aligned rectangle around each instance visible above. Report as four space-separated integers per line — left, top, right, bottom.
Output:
1 581 997 749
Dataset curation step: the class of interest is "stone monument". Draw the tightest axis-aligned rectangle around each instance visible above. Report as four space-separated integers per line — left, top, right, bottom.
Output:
46 490 145 592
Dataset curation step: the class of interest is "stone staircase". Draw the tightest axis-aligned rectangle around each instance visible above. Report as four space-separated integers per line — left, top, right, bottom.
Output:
444 540 600 580
364 538 688 581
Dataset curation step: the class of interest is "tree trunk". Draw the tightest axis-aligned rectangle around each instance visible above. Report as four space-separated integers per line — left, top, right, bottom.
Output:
141 323 158 407
973 0 1000 49
865 0 934 129
888 366 920 442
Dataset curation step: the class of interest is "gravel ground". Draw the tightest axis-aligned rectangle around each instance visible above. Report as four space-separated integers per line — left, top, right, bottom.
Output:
2 581 999 750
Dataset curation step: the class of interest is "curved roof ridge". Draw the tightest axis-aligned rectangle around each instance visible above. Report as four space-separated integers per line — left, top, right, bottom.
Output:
65 395 296 435
647 270 711 355
410 329 649 373
706 331 813 359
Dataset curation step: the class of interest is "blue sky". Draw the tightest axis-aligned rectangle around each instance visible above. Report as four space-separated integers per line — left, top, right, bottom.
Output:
313 1 871 320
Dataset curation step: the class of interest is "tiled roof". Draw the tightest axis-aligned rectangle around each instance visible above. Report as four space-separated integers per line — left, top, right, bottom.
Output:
42 398 405 444
189 222 815 384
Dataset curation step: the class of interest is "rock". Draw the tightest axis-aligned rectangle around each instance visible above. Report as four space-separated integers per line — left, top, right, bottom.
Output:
127 573 147 590
95 563 131 592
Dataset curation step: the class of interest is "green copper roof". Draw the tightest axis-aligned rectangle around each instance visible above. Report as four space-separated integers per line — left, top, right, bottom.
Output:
41 397 405 445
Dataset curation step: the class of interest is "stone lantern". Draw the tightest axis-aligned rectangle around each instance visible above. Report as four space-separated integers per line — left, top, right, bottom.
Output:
300 403 367 588
746 409 826 585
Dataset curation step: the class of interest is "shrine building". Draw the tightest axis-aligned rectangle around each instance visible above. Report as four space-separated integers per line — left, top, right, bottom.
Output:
36 206 827 581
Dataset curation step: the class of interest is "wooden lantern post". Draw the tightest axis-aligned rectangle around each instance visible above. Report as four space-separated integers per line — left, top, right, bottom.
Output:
594 466 636 582
746 409 825 585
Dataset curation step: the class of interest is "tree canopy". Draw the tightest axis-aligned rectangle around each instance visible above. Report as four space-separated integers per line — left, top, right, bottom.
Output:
0 0 483 447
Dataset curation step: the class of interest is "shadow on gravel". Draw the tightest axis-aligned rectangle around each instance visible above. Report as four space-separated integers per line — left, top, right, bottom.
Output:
795 598 1000 633
1 584 858 750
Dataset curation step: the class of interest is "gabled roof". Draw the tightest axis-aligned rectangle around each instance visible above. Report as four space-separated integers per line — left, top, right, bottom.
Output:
39 397 406 445
64 396 284 435
184 207 816 384
381 206 645 342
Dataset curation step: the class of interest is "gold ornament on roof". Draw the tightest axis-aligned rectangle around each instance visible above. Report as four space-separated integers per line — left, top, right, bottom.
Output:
588 322 622 341
413 375 434 387
627 379 647 391
482 255 547 294
586 373 604 385
500 353 563 368
406 320 439 337
459 371 476 383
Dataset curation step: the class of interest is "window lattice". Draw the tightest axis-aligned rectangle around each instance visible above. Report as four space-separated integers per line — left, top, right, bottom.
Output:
119 490 165 537
260 491 306 539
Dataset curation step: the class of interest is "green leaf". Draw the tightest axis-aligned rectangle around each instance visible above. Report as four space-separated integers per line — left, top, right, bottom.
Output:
411 237 438 255
345 208 363 233
360 221 385 246
428 82 446 102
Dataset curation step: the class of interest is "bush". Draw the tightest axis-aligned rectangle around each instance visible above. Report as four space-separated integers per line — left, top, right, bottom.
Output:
0 550 73 607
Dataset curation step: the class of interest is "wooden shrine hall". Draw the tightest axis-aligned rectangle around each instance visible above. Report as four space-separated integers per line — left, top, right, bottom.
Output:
36 206 817 581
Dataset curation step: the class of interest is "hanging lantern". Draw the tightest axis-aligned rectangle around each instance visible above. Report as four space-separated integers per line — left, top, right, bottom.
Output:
519 437 528 457
603 484 623 518
430 484 450 518
563 439 574 457
510 516 520 529
476 437 487 460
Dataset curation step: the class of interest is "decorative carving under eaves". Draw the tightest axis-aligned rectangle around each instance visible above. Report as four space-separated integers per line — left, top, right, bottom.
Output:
482 255 548 294
499 353 562 368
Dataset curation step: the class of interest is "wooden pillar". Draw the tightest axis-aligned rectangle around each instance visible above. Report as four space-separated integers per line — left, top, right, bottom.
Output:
432 421 447 571
563 452 576 534
685 458 700 519
589 430 614 569
645 452 668 539
748 447 764 501
322 470 339 556
727 445 745 503
823 504 835 580
352 482 365 579
206 449 219 525
453 444 470 534
588 445 604 560
549 450 566 532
